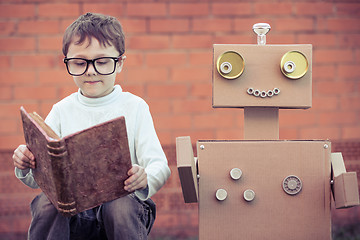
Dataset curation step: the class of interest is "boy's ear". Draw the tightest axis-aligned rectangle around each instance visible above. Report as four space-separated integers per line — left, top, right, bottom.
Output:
116 56 126 74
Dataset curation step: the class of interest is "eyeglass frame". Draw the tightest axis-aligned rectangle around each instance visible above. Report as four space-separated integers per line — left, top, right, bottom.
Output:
63 56 124 76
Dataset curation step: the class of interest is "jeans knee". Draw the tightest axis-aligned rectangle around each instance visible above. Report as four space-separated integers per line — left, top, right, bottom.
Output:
31 193 58 219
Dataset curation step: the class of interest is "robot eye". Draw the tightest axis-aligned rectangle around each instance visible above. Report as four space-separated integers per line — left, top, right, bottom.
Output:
280 51 309 80
216 51 245 80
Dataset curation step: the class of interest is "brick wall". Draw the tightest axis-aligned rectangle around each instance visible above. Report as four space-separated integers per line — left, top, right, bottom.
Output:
1 0 360 239
0 0 360 149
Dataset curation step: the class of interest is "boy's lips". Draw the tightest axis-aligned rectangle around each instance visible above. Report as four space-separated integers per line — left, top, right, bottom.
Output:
84 80 102 84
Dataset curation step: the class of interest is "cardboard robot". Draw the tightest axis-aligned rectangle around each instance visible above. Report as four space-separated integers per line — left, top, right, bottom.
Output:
176 23 360 239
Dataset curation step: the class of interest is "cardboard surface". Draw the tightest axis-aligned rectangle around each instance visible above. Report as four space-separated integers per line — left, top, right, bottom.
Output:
197 140 331 240
176 136 198 203
244 107 279 140
213 44 312 109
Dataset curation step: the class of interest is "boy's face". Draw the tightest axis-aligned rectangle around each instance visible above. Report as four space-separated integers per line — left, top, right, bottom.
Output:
66 37 123 98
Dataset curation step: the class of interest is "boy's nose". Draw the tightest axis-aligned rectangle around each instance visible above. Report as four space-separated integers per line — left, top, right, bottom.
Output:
85 62 97 75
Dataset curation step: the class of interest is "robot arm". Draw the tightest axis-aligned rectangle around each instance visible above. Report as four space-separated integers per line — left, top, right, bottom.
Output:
176 136 198 203
331 152 360 208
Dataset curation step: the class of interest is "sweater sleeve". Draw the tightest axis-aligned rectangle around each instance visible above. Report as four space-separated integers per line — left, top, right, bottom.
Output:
133 101 171 200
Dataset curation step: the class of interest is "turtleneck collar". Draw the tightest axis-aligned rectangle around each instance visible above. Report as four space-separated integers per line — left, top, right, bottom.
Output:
77 85 122 107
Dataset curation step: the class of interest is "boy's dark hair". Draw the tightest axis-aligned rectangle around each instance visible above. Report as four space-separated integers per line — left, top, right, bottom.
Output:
62 12 125 57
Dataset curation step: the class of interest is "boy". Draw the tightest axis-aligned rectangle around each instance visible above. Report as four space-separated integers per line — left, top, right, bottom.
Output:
12 12 171 240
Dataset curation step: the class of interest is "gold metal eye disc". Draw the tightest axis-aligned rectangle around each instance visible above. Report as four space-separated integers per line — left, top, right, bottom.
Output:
280 51 309 80
216 51 245 80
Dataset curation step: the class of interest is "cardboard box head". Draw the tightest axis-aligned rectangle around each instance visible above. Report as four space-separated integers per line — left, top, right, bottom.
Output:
213 44 312 109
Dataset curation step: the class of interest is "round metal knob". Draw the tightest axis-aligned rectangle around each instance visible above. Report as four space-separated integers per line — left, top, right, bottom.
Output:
283 175 302 195
230 168 242 180
243 189 255 202
216 189 228 201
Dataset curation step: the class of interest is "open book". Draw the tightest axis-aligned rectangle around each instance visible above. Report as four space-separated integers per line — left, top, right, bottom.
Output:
20 106 132 216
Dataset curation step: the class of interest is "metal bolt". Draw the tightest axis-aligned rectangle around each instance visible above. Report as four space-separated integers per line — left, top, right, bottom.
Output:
324 144 329 149
200 145 205 150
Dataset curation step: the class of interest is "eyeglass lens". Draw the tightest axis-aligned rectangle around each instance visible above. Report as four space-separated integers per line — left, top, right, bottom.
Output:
66 58 117 76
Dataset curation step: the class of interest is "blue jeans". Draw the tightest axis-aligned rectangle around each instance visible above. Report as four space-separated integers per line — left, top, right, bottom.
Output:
28 192 156 240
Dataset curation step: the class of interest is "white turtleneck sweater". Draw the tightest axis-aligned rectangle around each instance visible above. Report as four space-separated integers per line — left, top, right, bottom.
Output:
15 85 171 201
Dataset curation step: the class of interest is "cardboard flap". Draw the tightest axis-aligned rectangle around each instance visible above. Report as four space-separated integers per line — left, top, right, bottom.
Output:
334 172 360 209
331 152 346 177
176 136 198 203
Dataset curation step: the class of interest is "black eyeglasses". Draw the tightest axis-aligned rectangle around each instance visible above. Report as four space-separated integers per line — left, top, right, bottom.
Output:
63 57 121 76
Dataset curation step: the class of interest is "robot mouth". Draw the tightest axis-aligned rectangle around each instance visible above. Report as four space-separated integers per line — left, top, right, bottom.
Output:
247 87 280 98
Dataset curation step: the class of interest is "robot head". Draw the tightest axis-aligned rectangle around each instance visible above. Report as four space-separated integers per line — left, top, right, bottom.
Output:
212 23 312 109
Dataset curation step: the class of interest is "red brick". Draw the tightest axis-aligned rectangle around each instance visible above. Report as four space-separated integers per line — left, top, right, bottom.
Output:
153 114 192 130
336 3 360 16
342 126 360 140
300 126 341 140
0 38 36 52
275 18 314 32
312 96 339 111
279 127 298 139
338 33 360 47
214 34 254 45
147 84 188 98
191 83 212 98
38 69 72 85
38 36 63 51
173 35 213 49
189 51 212 66
192 18 233 33
14 86 58 100
123 52 144 67
193 113 235 129
295 2 333 16
0 87 12 100
0 118 18 134
121 19 147 34
0 135 26 150
315 80 356 95
0 56 11 68
170 3 209 16
18 20 60 34
38 4 80 18
0 71 36 85
0 21 15 35
314 49 354 63
212 3 251 16
126 67 168 82
146 52 187 66
173 99 212 113
279 110 317 127
216 128 243 140
266 34 296 44
339 96 360 110
338 64 360 79
12 55 57 69
254 3 293 15
319 111 357 126
171 66 211 82
147 99 171 114
297 34 336 47
127 3 167 17
150 19 190 33
58 85 79 99
128 35 170 50
312 65 336 80
324 18 360 32
82 3 124 17
0 4 36 18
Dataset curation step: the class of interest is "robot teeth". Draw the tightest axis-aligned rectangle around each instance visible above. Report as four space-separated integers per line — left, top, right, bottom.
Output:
247 87 280 98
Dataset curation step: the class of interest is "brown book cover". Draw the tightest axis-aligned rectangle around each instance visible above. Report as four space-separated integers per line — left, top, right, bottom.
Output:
20 106 132 217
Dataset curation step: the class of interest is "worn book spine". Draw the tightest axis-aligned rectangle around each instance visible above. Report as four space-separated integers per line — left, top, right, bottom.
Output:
47 140 76 216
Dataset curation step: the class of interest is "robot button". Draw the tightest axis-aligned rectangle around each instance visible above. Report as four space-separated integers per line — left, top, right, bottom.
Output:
243 189 255 202
230 168 242 180
215 189 227 201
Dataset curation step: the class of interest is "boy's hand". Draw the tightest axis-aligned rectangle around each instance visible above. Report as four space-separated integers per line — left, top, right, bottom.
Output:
13 144 35 170
124 164 147 192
